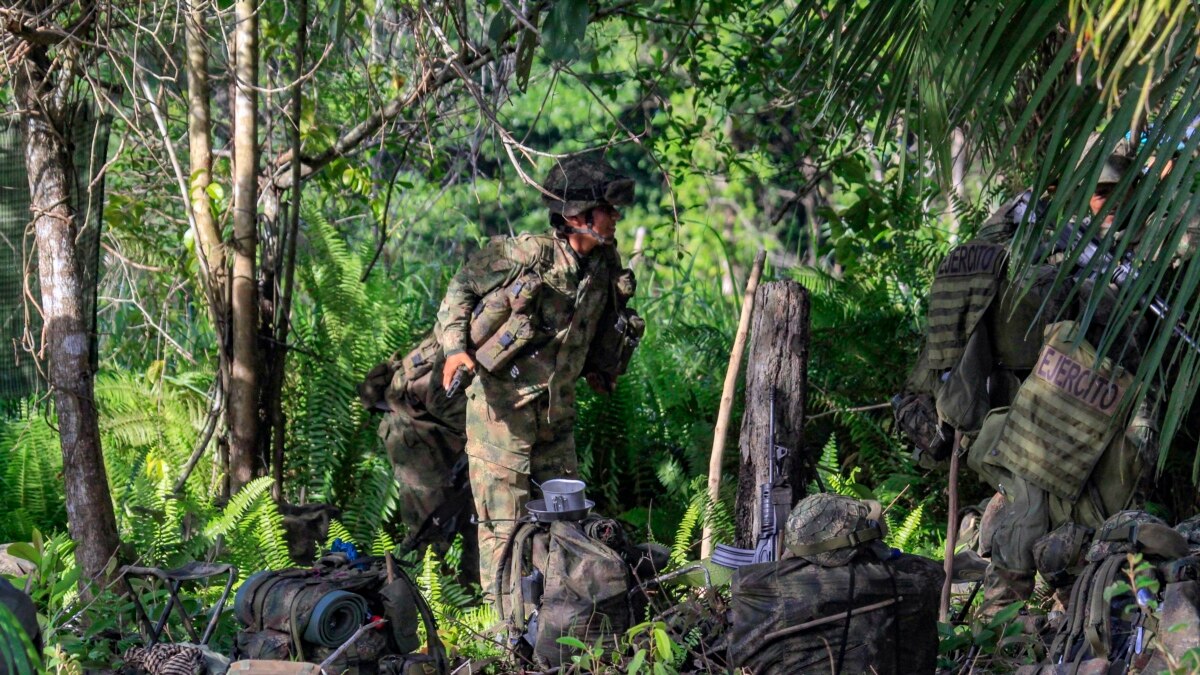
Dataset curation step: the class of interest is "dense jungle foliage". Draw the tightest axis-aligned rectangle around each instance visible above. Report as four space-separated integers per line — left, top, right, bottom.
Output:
5 0 1200 672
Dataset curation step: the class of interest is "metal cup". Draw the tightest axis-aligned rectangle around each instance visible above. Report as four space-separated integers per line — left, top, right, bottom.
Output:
540 478 587 512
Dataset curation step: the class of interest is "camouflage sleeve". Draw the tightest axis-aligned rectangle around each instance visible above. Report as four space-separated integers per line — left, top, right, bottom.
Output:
435 235 544 355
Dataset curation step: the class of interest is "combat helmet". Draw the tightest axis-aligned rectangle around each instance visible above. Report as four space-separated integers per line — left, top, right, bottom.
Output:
1080 133 1136 187
1085 510 1188 563
542 156 635 247
784 493 890 567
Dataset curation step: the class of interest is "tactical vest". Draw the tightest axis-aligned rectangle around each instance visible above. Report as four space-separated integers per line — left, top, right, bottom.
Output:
497 516 654 669
1049 522 1191 670
473 273 544 373
233 556 445 674
991 322 1135 501
727 552 943 675
924 239 1008 372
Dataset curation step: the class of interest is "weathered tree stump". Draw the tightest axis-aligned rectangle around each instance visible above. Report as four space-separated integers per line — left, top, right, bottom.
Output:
734 281 810 550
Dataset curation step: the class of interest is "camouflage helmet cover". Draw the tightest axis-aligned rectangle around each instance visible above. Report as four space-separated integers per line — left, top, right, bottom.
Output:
542 155 635 217
784 493 890 567
1085 510 1179 562
1033 522 1093 588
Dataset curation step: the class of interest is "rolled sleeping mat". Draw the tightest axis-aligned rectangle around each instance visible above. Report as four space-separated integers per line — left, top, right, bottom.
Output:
303 590 368 647
234 570 276 627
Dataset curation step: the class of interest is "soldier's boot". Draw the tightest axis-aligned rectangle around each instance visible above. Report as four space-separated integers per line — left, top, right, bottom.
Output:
978 563 1035 622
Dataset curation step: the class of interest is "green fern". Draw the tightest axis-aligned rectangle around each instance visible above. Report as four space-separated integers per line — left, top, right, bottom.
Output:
887 502 925 552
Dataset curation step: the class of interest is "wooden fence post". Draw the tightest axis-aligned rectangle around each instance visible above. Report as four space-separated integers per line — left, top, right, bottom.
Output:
734 280 810 549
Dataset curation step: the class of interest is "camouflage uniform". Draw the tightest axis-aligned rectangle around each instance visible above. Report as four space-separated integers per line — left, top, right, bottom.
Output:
435 157 635 595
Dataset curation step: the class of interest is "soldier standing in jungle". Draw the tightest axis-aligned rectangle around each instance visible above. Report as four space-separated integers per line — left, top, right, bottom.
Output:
434 155 637 598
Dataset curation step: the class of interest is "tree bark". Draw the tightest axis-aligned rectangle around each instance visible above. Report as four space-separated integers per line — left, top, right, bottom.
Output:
16 55 122 586
269 0 308 500
228 0 260 494
185 0 229 359
733 281 810 550
184 0 231 492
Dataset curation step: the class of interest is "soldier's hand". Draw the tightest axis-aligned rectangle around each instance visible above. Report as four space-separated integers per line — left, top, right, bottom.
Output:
443 352 476 390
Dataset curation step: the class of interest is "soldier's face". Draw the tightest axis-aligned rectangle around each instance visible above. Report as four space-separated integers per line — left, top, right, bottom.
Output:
1090 184 1116 230
589 205 620 240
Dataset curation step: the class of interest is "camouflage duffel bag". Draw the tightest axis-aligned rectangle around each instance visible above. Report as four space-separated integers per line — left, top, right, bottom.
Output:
728 493 943 675
728 553 943 675
234 556 445 674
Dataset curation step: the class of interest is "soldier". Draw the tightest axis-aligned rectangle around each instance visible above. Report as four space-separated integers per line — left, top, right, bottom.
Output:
967 141 1162 616
434 155 637 596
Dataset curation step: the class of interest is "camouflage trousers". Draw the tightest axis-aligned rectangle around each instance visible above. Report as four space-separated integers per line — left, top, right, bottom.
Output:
967 407 1147 616
464 383 579 599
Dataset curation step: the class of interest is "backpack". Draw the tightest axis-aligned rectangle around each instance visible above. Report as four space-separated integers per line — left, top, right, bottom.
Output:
233 556 446 674
1048 518 1190 670
497 516 657 668
727 552 943 675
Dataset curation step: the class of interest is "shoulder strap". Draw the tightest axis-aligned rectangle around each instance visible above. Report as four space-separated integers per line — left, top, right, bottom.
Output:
496 518 541 633
1085 555 1126 658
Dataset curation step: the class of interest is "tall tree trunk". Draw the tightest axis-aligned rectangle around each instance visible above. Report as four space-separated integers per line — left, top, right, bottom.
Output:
16 56 121 586
269 0 309 500
733 281 810 550
185 0 231 496
186 0 229 371
229 0 260 493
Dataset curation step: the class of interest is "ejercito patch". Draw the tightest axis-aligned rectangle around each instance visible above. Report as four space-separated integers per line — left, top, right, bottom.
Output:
1033 344 1126 415
935 242 1005 277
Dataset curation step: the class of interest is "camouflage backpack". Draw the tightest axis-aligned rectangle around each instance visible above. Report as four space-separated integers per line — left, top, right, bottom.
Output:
1048 511 1190 670
496 515 663 669
728 494 944 675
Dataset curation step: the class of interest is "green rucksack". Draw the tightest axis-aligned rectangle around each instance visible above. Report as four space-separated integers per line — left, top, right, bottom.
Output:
497 516 654 669
1048 511 1190 671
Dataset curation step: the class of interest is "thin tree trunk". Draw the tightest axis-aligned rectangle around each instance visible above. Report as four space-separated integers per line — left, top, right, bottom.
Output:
733 281 810 550
185 0 231 491
185 0 229 360
16 57 121 587
269 0 308 500
229 0 260 493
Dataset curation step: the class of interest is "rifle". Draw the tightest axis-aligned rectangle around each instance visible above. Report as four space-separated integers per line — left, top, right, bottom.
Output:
712 389 793 569
1056 221 1200 354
